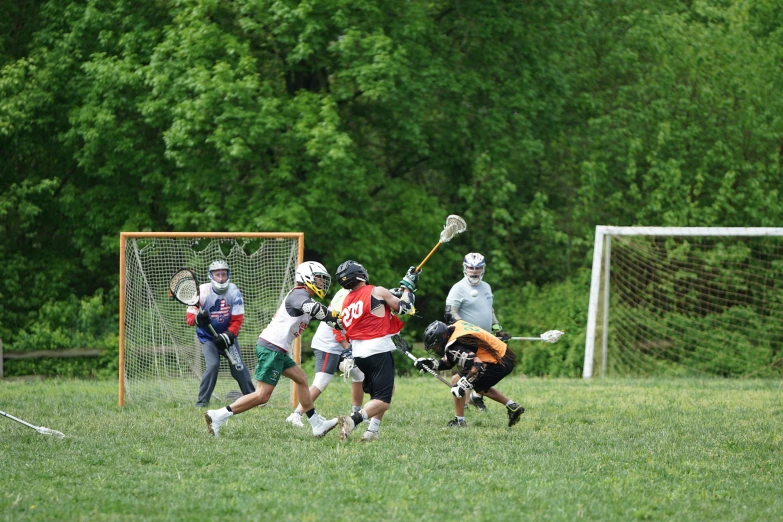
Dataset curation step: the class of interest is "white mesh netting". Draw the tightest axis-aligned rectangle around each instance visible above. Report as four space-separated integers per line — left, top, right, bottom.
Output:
599 235 783 377
121 235 300 404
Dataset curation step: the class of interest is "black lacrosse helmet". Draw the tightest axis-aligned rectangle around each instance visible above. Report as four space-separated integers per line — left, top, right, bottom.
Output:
423 320 449 355
336 260 369 289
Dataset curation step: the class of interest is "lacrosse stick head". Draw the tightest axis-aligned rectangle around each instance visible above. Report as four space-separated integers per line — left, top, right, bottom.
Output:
541 330 565 343
37 427 65 438
439 215 467 243
168 268 200 306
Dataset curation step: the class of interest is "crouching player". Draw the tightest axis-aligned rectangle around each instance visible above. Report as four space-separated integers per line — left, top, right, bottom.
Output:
415 320 525 428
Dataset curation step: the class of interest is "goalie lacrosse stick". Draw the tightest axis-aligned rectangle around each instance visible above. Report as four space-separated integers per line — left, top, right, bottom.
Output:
1 410 65 438
510 330 565 343
168 268 244 371
392 336 451 387
415 214 467 272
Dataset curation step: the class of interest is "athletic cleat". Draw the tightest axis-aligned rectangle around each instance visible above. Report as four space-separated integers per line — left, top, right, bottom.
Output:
286 411 305 428
360 430 379 442
309 414 338 438
447 417 467 428
468 392 488 412
507 402 525 427
205 409 229 437
338 415 355 442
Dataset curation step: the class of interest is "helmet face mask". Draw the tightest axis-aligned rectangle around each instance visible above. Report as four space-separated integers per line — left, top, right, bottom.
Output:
463 252 486 286
335 260 369 290
423 320 449 356
208 260 231 294
295 261 331 299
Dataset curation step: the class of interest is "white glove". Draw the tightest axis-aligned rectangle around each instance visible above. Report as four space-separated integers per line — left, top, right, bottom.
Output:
338 357 355 382
414 357 440 373
451 376 473 398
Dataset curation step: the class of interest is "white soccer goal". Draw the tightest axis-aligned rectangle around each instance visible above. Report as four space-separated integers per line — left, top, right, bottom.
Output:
119 232 303 405
584 227 783 378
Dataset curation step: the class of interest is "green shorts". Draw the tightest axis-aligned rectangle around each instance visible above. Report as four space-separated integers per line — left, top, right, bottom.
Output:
254 344 297 385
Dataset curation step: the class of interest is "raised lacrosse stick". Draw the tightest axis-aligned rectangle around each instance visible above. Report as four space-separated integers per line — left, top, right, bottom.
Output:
510 330 565 343
415 214 467 272
168 268 244 371
392 336 451 387
1 410 65 438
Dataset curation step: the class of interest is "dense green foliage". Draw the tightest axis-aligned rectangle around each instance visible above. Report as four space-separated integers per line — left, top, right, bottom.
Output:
2 1 782 377
2 378 782 520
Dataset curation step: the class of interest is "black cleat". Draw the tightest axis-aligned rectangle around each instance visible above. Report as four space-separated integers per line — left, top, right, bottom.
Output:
507 402 525 427
468 392 488 412
447 417 467 428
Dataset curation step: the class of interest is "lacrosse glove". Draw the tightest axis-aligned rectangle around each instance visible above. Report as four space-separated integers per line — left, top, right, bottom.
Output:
451 376 473 398
195 310 211 327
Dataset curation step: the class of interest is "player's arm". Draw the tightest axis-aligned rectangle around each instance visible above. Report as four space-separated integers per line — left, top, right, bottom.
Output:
300 297 342 328
228 290 244 336
444 286 462 324
374 286 415 316
186 304 210 328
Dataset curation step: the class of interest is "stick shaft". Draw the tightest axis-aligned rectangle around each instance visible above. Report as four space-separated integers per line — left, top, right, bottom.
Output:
416 242 442 272
509 337 544 341
1 410 41 430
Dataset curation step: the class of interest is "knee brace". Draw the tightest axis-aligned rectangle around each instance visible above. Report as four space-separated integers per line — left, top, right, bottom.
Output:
349 367 364 383
312 372 333 392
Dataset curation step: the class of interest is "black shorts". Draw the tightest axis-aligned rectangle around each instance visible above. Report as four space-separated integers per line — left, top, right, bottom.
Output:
465 353 515 393
355 351 395 403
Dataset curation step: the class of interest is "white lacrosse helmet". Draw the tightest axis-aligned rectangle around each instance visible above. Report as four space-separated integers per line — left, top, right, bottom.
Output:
295 261 331 299
463 253 486 286
208 260 231 294
209 259 231 294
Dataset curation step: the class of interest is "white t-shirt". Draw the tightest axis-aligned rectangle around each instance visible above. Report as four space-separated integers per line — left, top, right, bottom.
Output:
445 277 494 331
311 288 350 354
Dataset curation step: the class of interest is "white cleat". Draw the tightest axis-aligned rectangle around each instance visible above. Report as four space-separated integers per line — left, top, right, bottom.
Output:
360 430 378 443
338 415 355 442
309 414 338 438
286 411 305 428
204 409 229 437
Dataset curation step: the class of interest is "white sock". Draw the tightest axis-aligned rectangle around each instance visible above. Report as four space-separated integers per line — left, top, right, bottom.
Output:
352 405 362 414
456 416 465 421
359 409 369 421
367 418 381 433
505 400 514 407
293 411 302 417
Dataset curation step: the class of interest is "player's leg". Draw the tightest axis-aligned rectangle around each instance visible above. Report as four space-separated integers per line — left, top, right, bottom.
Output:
289 349 338 426
448 372 467 427
339 352 394 442
473 356 524 427
283 362 338 437
196 341 221 407
226 342 256 396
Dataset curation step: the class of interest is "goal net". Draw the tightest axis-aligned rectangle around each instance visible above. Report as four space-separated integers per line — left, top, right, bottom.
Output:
584 227 783 378
119 233 302 405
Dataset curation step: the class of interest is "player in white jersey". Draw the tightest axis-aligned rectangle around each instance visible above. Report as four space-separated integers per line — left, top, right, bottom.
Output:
204 262 340 438
285 288 365 428
186 260 255 407
444 253 510 413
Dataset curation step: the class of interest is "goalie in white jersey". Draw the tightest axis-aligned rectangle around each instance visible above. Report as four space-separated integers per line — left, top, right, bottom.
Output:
444 253 510 413
187 260 255 407
285 288 365 428
204 261 340 438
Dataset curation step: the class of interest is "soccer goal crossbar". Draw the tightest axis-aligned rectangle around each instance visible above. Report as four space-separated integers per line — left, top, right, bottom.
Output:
584 226 783 379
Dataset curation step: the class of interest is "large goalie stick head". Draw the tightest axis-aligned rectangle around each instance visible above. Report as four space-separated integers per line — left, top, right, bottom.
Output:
168 268 201 307
416 214 467 272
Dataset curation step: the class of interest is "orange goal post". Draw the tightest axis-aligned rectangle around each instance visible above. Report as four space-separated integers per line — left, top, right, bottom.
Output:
119 232 303 406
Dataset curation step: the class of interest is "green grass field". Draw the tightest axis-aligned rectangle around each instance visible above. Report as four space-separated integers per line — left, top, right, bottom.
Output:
1 376 781 521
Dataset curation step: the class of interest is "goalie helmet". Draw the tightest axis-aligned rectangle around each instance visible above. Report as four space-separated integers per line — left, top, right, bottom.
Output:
463 252 486 286
295 261 331 299
335 260 369 290
208 260 231 294
423 320 449 356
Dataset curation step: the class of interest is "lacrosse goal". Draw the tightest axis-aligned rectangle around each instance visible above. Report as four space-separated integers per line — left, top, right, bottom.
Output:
584 227 783 378
119 232 303 405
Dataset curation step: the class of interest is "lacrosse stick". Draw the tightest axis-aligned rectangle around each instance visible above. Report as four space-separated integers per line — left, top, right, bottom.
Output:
392 336 451 387
415 214 467 272
168 268 244 371
510 330 565 343
1 410 65 438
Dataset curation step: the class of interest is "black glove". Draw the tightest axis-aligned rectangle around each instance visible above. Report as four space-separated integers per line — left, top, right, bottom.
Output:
195 310 211 327
399 266 420 293
214 331 235 350
492 324 510 342
451 376 473 398
325 309 344 330
414 357 440 373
